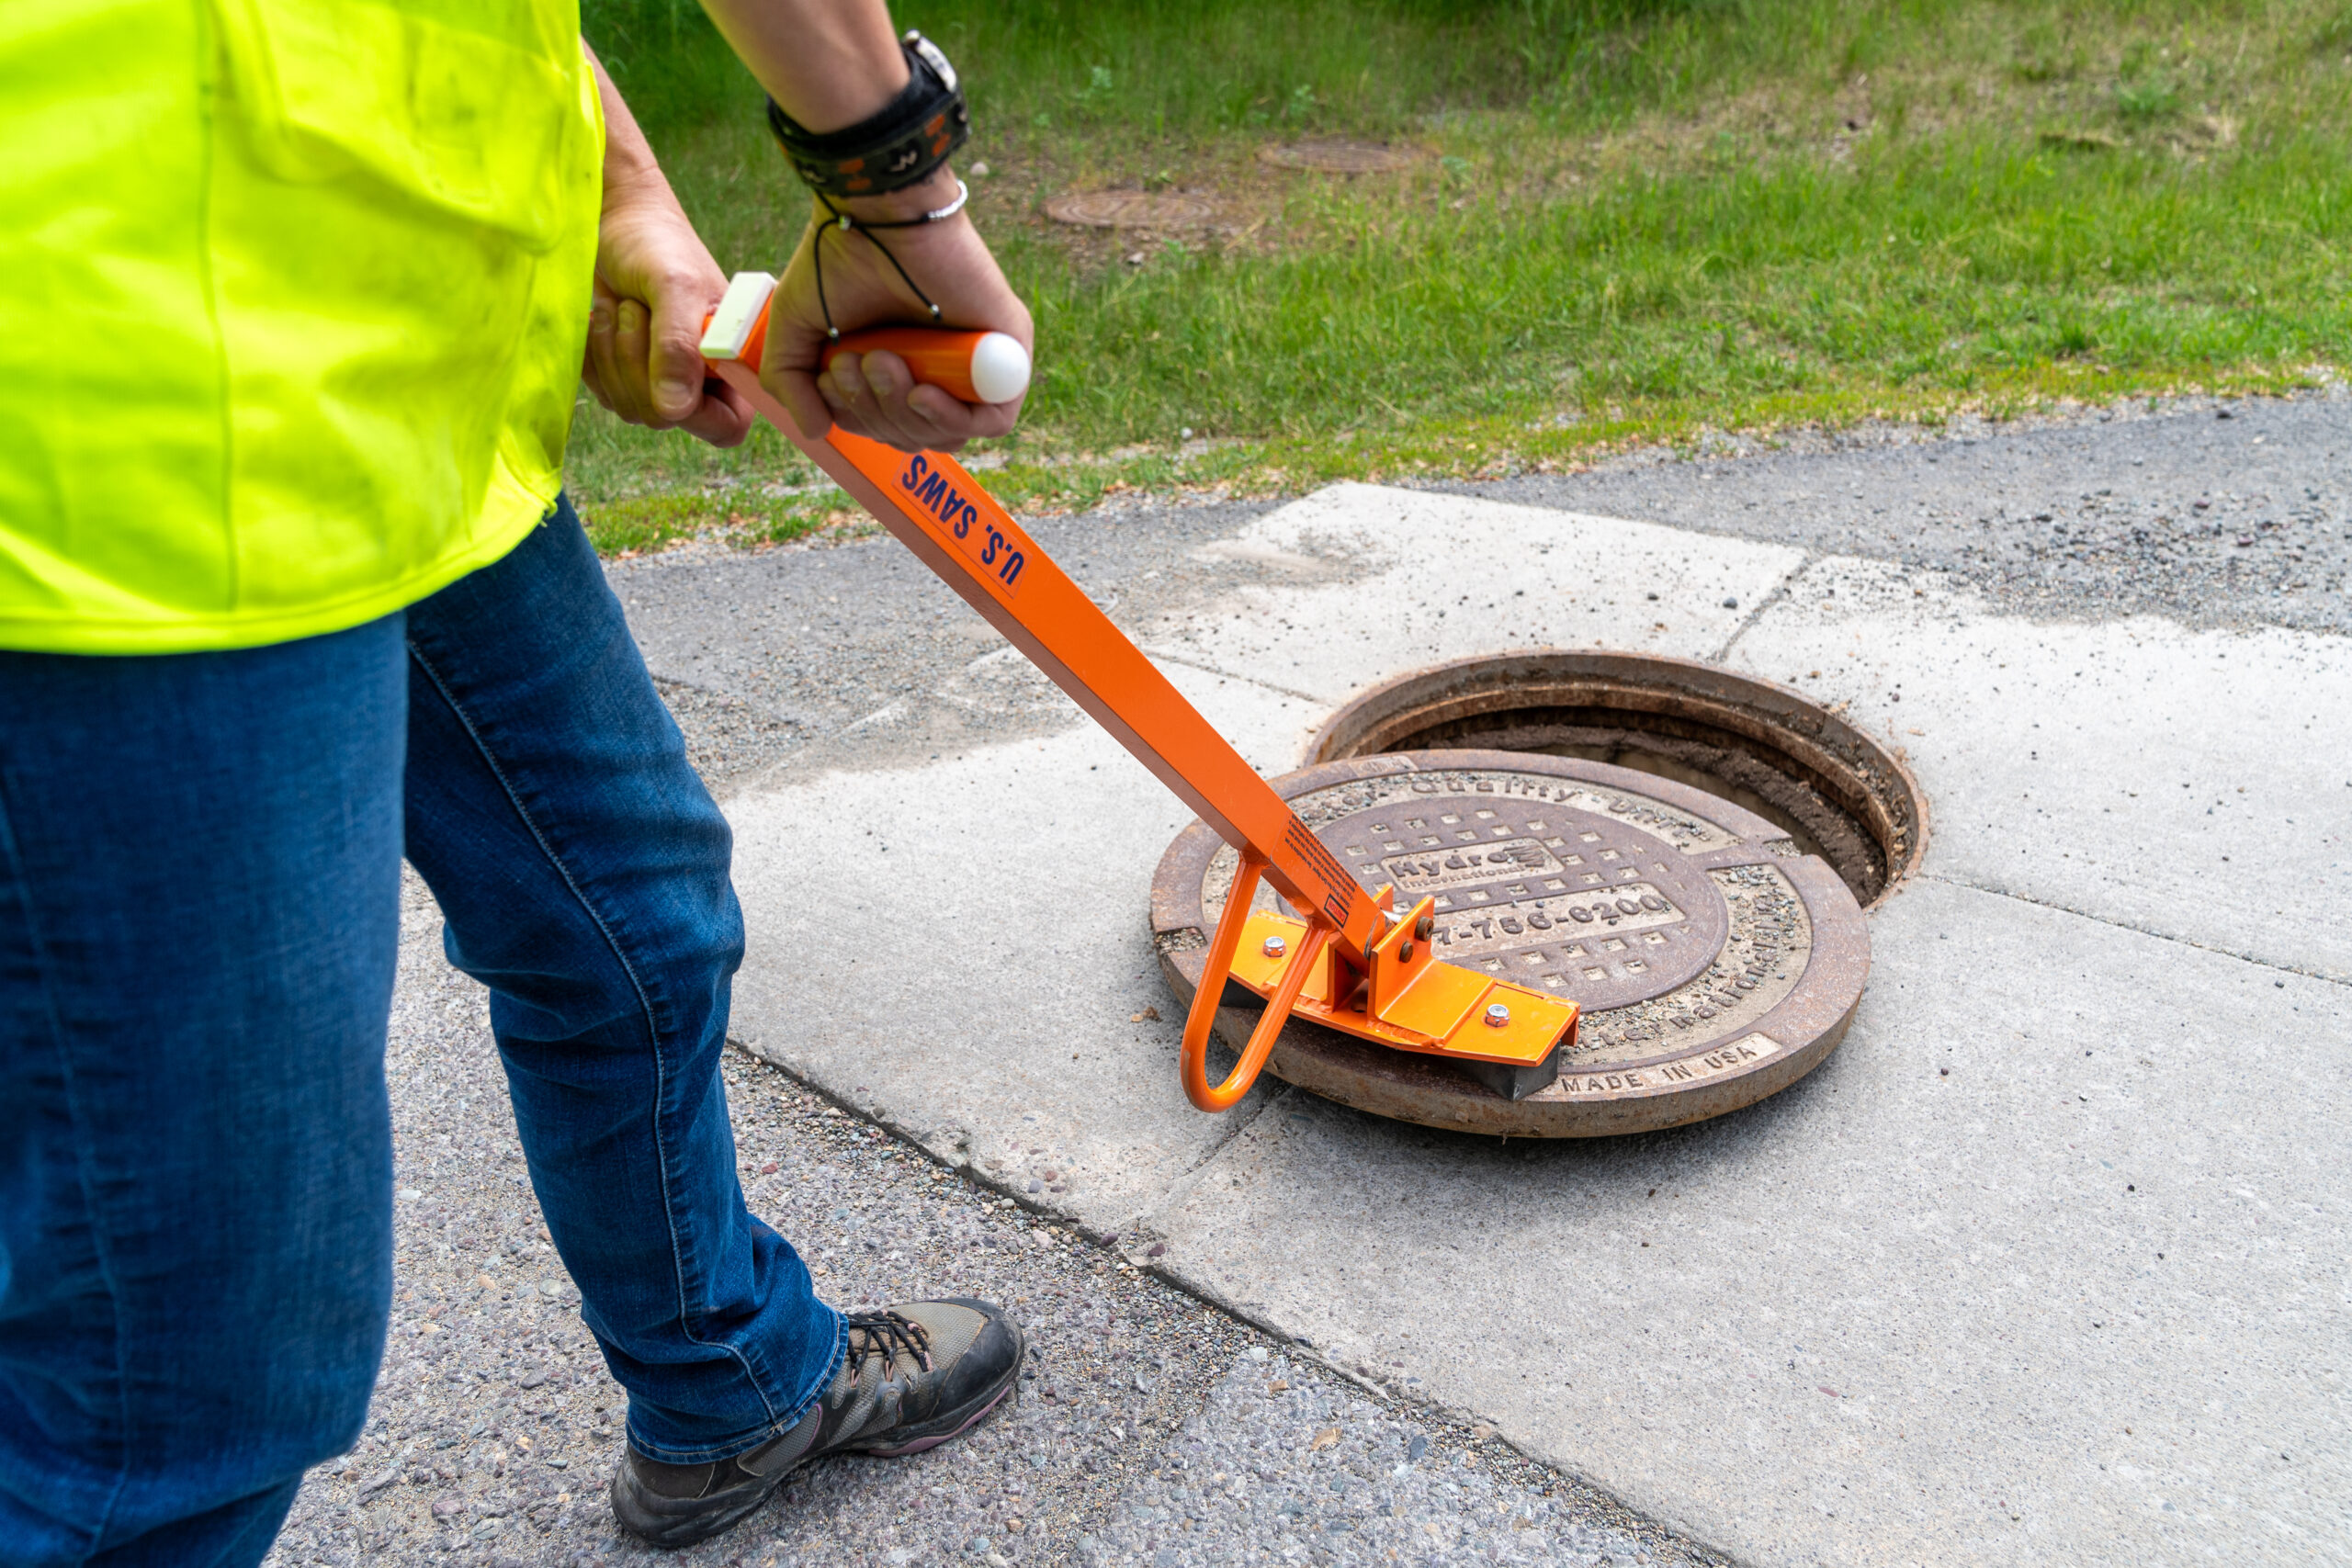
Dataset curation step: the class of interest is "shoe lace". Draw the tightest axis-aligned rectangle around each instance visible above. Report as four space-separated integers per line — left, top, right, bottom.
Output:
842 1309 934 1378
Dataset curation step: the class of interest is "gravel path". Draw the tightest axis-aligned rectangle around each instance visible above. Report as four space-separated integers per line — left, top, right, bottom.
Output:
1467 389 2350 635
261 875 1705 1568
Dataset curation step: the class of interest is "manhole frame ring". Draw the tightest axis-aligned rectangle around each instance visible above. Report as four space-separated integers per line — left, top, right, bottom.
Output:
1303 648 1930 907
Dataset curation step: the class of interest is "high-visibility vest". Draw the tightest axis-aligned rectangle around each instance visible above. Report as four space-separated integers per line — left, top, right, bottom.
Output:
0 0 603 654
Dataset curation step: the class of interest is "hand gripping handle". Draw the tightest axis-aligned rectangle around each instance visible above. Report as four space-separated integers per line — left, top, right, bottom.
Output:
820 326 1031 405
695 276 1031 404
1179 851 1336 1111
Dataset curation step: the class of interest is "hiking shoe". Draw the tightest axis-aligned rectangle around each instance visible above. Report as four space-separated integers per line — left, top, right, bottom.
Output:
611 1297 1023 1548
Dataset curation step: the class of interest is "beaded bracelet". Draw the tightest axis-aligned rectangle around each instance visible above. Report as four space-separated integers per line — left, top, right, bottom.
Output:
807 179 969 341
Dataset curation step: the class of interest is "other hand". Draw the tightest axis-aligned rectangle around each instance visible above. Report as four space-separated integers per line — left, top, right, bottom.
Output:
583 192 754 448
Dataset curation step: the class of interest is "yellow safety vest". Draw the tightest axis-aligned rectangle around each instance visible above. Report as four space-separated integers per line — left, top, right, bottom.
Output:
0 0 603 654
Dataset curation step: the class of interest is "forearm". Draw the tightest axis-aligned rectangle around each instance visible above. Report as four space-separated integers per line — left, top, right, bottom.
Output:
696 0 907 132
584 42 678 215
684 0 1029 447
575 39 750 442
696 0 954 219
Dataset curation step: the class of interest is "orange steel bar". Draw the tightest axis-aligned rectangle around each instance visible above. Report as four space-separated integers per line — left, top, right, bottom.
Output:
702 276 1576 1110
708 296 1020 408
703 307 1374 953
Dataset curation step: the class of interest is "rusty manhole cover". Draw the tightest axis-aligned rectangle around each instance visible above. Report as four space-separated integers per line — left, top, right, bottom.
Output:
1045 190 1222 229
1150 751 1869 1136
1258 139 1421 174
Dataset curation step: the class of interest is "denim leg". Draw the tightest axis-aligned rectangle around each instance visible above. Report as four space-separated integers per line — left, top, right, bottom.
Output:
0 619 408 1568
401 500 839 1462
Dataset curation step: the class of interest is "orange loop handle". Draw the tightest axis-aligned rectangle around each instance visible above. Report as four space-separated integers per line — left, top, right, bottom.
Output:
1180 850 1336 1111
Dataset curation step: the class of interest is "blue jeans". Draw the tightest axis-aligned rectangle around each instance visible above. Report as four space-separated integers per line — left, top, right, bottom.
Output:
0 502 840 1565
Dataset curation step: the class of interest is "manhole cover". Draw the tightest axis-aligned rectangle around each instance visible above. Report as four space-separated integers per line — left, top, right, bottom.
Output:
1258 139 1420 174
1150 750 1869 1136
1045 190 1223 229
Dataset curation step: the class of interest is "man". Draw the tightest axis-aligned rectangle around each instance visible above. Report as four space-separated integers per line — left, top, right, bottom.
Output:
0 2 1033 1560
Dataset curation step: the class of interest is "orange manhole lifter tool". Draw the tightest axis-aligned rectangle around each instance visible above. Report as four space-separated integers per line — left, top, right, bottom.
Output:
701 275 1577 1109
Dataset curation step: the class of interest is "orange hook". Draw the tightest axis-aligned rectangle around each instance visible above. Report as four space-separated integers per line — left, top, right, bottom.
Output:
1179 850 1337 1111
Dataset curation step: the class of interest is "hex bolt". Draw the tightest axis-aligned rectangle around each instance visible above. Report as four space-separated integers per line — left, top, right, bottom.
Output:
1398 941 1415 962
1415 915 1434 940
1261 935 1287 958
1485 1002 1511 1028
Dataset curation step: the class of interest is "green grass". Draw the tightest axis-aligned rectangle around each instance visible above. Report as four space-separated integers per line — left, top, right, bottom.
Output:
571 0 2352 554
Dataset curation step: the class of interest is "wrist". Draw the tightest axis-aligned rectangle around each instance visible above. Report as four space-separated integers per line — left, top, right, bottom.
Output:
789 51 910 135
601 139 684 221
826 166 964 225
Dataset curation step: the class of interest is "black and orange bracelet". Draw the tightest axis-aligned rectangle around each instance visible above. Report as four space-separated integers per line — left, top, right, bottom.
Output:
766 31 969 198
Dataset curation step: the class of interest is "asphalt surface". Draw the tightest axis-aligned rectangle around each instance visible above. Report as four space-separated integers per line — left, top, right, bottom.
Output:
1466 390 2349 636
619 500 1286 787
264 389 2345 1566
262 878 1699 1568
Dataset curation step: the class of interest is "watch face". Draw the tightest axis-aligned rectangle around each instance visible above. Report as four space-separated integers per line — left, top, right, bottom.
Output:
908 31 958 92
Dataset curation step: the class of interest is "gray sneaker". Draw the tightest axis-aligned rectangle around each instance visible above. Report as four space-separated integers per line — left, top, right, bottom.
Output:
610 1298 1023 1549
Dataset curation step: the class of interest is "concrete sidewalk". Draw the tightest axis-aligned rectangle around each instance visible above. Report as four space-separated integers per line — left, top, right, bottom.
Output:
672 403 2347 1567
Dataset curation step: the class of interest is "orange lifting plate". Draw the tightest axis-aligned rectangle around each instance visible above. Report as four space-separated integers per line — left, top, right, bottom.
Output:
1227 909 1577 1067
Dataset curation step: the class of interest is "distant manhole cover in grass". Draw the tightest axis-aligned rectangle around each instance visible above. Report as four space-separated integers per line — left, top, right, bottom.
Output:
1044 190 1222 229
1149 652 1922 1138
1258 139 1420 174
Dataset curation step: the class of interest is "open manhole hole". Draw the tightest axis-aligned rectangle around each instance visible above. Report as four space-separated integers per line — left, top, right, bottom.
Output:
1149 651 1924 1137
1310 650 1926 904
1257 139 1421 174
1045 190 1223 229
